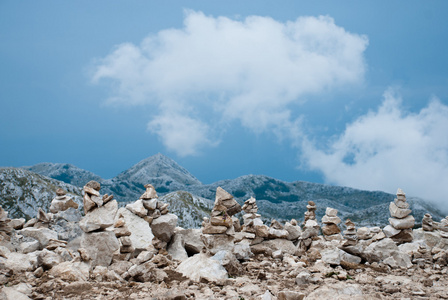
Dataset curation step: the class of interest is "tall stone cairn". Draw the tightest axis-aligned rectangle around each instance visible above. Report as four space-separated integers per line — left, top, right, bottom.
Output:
438 216 448 238
321 207 342 241
241 197 268 238
303 201 317 225
342 219 358 246
422 213 435 232
298 201 320 252
49 188 78 214
202 187 241 235
384 188 414 244
125 184 177 252
0 205 12 241
79 180 119 267
201 187 242 254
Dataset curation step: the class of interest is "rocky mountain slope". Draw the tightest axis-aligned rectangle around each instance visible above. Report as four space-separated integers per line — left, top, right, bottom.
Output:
2 153 446 226
23 162 103 187
0 168 83 219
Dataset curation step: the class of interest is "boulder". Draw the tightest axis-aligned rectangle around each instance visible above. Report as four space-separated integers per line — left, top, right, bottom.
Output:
4 252 38 273
117 208 154 250
201 234 234 255
258 239 296 255
167 233 188 261
18 227 58 248
80 231 120 267
38 249 63 270
176 253 228 282
389 202 412 219
233 240 253 260
284 222 302 240
49 261 90 281
389 215 415 230
79 200 118 233
126 200 148 218
0 287 31 300
383 225 401 238
179 228 204 254
150 213 178 242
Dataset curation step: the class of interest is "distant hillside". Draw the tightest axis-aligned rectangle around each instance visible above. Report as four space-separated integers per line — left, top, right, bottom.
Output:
0 168 83 219
10 154 446 227
23 162 103 187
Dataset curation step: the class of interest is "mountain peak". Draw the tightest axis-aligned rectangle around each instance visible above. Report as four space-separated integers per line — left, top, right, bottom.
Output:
114 154 201 186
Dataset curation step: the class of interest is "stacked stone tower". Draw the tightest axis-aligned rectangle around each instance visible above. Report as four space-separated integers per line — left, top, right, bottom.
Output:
321 207 342 240
384 188 414 244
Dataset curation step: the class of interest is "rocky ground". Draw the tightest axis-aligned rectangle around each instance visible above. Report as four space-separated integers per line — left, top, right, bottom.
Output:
2 251 448 300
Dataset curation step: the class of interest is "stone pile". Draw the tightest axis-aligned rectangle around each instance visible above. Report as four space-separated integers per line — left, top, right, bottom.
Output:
49 188 79 214
126 184 170 222
342 219 358 247
201 187 241 254
422 213 435 231
321 207 342 240
119 184 177 253
0 205 12 242
304 200 317 224
79 180 119 267
113 216 133 260
240 197 267 240
383 188 415 244
439 216 448 238
298 201 320 253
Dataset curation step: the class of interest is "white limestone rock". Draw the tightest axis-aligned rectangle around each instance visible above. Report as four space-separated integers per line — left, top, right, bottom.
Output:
389 215 415 230
150 213 178 243
18 227 58 248
117 207 154 250
176 253 228 282
79 200 118 233
80 231 120 267
126 199 148 218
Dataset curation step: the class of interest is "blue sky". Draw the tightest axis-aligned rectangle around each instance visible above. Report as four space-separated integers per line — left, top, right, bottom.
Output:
1 1 448 208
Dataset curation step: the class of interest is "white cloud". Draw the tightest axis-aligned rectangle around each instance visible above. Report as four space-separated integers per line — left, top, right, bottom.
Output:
148 112 215 157
92 10 368 156
302 88 448 209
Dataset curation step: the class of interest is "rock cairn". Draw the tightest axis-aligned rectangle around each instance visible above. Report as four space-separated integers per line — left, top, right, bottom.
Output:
342 219 357 246
79 180 119 267
121 184 177 253
126 184 170 223
113 216 133 260
49 188 79 214
438 216 448 238
384 188 414 244
298 201 320 253
0 205 12 241
201 187 242 254
422 213 435 231
241 197 266 239
303 201 317 224
321 207 342 240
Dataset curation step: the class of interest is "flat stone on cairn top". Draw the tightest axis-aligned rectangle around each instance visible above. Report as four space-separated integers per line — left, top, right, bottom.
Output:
140 184 158 200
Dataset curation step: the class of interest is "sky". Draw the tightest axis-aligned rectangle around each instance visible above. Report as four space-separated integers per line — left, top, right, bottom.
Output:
1 1 448 209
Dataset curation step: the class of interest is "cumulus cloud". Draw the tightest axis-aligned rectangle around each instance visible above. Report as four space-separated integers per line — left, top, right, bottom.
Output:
302 88 448 209
92 10 368 156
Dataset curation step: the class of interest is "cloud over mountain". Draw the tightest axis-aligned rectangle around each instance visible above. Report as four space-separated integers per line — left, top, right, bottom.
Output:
302 88 448 208
92 10 368 156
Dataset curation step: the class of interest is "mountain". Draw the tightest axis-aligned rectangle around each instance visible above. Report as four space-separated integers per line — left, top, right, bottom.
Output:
11 154 446 227
0 167 83 219
23 162 103 187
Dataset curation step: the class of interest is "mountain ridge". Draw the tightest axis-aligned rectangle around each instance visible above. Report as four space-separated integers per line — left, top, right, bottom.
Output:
3 154 446 227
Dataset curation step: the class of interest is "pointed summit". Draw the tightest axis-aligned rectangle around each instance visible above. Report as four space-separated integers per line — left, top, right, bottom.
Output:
114 153 201 186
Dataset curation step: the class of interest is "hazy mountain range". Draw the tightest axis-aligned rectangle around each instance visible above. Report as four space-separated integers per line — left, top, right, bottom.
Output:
0 153 444 228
